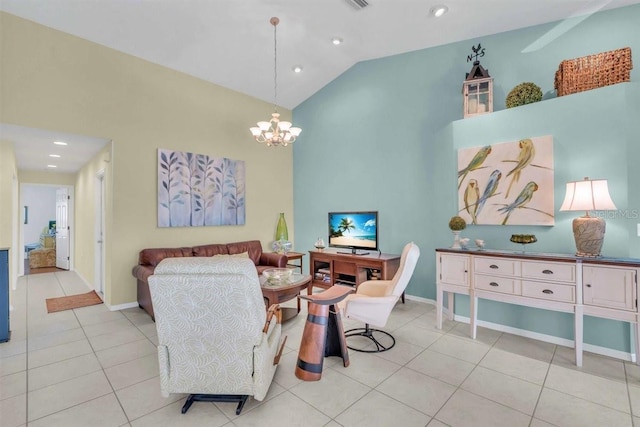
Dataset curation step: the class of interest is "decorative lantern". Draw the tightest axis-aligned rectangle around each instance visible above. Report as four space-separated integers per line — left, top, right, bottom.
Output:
463 44 493 118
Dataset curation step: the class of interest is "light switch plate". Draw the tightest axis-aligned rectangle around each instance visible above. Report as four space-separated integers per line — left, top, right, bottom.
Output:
637 223 640 237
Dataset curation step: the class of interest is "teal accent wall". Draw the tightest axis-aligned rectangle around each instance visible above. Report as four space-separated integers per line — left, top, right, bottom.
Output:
293 5 640 352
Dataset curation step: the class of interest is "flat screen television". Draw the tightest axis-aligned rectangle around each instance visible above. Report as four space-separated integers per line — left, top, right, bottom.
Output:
328 211 378 255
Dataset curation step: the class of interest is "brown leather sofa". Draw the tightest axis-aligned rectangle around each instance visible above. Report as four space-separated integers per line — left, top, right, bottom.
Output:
132 240 287 319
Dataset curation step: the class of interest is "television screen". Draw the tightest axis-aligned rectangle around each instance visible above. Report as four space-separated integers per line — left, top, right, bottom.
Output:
328 211 378 253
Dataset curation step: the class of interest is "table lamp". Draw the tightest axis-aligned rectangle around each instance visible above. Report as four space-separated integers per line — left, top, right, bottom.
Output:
559 177 617 257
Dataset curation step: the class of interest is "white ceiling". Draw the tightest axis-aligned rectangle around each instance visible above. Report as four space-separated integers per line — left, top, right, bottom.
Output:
1 0 638 172
0 124 110 173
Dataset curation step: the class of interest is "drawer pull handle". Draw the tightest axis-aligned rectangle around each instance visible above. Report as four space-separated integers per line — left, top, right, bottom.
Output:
489 265 499 269
542 269 554 275
586 284 592 288
542 289 554 294
489 282 499 287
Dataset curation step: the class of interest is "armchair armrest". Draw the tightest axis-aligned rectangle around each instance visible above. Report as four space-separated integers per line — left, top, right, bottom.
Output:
357 280 392 297
263 304 282 333
262 304 287 366
260 252 287 268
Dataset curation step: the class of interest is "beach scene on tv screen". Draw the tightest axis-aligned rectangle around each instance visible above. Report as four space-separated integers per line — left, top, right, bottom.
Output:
329 213 377 248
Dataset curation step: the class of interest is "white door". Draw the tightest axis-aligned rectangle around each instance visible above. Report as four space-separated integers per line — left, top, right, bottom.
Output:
95 171 105 295
56 188 70 270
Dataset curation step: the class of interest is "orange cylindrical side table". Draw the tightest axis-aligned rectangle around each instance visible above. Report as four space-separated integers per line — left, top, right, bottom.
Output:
295 285 353 381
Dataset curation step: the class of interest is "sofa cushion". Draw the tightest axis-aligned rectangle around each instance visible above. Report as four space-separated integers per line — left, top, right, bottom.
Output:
139 247 193 267
226 240 263 266
192 244 229 257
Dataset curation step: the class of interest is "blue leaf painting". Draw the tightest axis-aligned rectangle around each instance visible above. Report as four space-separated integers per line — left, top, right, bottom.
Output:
157 148 245 227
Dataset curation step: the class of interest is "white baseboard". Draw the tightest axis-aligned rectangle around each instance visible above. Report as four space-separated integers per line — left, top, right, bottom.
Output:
404 295 635 362
453 313 635 363
107 302 140 311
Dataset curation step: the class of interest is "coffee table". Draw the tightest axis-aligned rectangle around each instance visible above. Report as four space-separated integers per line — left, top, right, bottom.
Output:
260 273 312 321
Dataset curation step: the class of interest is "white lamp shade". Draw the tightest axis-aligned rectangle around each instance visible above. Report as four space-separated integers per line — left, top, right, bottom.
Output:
559 178 617 212
279 121 292 131
257 121 271 131
249 127 261 136
289 127 302 137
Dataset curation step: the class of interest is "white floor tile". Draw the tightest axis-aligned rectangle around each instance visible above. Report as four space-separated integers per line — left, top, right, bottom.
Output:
104 353 159 390
233 391 331 426
406 349 476 386
535 388 632 427
436 389 531 427
0 352 26 376
461 366 541 415
290 368 370 418
545 364 630 413
0 370 26 400
95 338 157 369
427 334 491 364
28 393 128 427
479 347 550 385
131 399 229 427
28 370 113 421
115 376 185 421
377 366 456 416
335 390 431 427
28 353 102 391
335 349 401 388
0 393 27 427
28 338 93 369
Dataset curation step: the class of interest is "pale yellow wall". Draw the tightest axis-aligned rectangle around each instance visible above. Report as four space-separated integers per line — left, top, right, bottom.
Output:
1 12 294 307
0 140 17 248
18 170 76 186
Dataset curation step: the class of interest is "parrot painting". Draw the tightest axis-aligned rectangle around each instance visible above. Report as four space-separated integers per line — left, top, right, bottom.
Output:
505 138 535 198
463 179 480 224
498 181 539 225
476 169 502 219
458 145 492 189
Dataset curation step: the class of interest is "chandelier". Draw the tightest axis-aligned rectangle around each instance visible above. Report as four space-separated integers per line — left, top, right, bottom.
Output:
250 17 301 147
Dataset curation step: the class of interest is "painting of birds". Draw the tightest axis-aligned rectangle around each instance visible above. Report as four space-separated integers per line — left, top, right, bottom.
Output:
498 181 539 225
463 179 480 224
458 145 492 189
505 138 535 198
476 169 502 219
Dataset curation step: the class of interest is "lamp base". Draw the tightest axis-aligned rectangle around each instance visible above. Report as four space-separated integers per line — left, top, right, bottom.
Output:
572 215 606 257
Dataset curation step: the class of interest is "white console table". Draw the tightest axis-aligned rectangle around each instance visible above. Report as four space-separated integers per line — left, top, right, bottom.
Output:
436 248 640 367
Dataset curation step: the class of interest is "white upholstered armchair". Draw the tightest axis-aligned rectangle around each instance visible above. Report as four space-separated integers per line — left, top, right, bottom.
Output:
148 256 286 415
340 242 420 352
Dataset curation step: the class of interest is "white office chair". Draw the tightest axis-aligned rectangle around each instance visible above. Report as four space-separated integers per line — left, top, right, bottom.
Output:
340 242 420 352
148 257 286 415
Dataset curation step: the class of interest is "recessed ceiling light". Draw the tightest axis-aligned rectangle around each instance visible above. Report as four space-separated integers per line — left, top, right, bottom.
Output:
292 65 303 73
47 165 57 168
53 141 68 146
332 37 343 46
49 154 61 158
431 5 448 17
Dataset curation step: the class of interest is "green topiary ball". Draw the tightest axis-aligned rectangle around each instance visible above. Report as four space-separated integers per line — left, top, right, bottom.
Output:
448 216 467 231
505 82 543 108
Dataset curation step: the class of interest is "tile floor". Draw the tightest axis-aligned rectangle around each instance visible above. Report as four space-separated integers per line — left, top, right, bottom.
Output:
2 271 640 426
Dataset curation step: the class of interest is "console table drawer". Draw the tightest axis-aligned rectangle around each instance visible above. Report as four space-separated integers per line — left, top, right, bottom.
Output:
522 261 575 283
474 258 520 276
522 281 575 303
334 261 357 275
475 275 521 295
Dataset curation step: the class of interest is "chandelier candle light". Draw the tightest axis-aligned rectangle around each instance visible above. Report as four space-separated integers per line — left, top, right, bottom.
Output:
559 177 617 257
250 17 302 147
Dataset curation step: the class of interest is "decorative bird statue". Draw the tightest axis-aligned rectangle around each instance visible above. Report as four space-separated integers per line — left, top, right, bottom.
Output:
464 179 480 224
476 169 502 219
505 138 535 198
458 145 492 189
498 181 539 225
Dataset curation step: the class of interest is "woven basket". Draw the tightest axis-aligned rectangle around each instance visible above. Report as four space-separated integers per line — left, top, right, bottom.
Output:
554 47 632 97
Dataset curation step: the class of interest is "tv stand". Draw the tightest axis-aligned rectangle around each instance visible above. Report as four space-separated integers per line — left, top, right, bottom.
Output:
337 249 369 256
309 250 402 301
